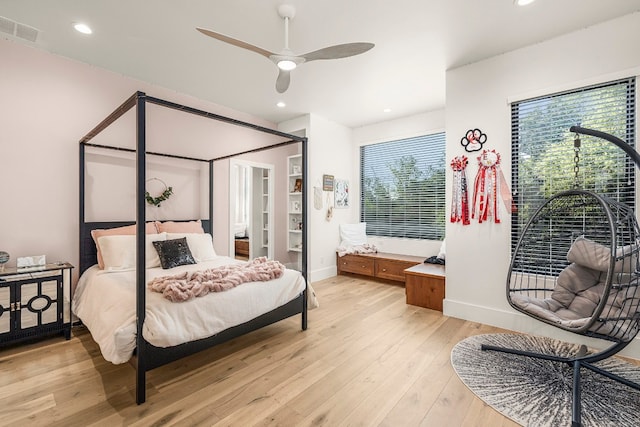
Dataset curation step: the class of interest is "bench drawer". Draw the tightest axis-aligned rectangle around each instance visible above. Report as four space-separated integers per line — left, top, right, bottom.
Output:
375 259 418 282
235 239 249 256
337 255 375 276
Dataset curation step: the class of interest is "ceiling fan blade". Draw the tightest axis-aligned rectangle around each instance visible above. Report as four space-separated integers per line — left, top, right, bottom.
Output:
301 42 374 62
196 27 275 58
276 69 291 93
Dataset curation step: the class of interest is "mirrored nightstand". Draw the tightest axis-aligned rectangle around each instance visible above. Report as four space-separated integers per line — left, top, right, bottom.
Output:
0 262 73 346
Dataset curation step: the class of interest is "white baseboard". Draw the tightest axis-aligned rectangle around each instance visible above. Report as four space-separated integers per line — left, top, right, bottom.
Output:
309 266 337 283
444 298 640 360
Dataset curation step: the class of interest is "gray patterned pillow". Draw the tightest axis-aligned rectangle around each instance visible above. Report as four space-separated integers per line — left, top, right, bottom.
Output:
152 237 196 269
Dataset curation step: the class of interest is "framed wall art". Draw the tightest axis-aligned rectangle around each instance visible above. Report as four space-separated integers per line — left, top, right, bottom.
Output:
322 174 334 191
334 179 349 208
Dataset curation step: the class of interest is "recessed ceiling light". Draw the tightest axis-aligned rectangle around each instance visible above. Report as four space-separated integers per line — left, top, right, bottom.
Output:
514 0 535 6
276 101 286 108
383 108 391 113
73 23 92 34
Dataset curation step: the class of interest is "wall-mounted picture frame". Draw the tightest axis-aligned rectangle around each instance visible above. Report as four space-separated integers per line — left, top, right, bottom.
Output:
334 179 349 208
322 174 334 191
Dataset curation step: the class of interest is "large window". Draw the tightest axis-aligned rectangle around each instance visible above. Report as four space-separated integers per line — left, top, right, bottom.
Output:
511 78 636 255
360 133 446 240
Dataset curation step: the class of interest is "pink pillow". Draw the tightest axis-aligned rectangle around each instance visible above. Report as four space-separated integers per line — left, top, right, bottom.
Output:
155 220 205 234
91 223 157 269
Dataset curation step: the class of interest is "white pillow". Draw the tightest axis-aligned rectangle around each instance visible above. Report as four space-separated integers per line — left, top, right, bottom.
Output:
234 223 247 238
166 233 217 262
339 223 367 246
438 240 446 260
97 233 167 270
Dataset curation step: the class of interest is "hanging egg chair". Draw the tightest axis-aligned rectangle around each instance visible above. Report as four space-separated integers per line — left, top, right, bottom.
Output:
508 189 640 342
482 126 640 427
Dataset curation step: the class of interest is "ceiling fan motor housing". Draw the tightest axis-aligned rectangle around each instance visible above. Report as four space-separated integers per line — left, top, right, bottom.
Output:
277 4 296 20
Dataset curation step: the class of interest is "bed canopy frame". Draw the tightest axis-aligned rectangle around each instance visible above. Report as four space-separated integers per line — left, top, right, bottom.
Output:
78 91 308 404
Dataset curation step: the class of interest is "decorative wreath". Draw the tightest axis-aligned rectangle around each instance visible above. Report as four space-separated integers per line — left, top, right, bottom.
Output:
145 178 173 207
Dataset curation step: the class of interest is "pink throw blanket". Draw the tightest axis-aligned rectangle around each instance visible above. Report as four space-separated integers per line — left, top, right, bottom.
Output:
148 257 285 302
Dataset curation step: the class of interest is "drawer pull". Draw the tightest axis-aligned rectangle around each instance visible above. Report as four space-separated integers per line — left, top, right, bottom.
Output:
382 268 387 272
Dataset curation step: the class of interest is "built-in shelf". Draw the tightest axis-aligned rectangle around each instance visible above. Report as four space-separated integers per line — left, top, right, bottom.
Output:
261 169 270 249
287 154 303 252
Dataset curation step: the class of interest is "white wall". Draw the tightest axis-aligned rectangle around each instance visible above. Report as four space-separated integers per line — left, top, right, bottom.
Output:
353 110 446 257
281 109 448 282
0 39 278 279
445 12 640 357
84 150 206 222
279 113 356 282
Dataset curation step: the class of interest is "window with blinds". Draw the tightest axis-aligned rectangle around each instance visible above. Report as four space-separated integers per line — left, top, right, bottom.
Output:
511 77 636 265
360 133 446 240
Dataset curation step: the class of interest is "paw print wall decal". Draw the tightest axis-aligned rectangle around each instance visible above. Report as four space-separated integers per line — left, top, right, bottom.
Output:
460 128 487 152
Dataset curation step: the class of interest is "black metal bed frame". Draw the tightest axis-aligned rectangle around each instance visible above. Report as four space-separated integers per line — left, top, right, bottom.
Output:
78 91 308 404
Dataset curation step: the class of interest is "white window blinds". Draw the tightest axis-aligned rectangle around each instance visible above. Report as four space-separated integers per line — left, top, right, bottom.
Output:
511 77 636 256
360 133 446 240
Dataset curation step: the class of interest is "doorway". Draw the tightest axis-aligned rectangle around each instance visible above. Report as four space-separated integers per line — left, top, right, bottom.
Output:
229 159 274 260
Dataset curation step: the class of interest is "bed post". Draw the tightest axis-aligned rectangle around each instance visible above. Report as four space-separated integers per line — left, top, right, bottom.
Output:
209 160 214 232
135 91 147 404
79 143 85 276
301 136 308 331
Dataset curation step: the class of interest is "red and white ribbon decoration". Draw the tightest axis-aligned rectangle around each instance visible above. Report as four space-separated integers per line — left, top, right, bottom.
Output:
450 155 470 225
472 149 513 223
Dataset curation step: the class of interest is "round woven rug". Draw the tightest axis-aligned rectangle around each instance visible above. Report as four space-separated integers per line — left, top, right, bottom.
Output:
451 334 640 427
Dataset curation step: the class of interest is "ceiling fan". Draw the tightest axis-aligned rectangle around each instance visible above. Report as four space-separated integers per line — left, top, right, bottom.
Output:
196 4 374 93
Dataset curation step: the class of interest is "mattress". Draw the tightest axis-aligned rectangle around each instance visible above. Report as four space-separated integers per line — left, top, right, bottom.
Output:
72 257 306 364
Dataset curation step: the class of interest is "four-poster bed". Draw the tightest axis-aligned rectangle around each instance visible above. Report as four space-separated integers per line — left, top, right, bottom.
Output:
76 91 308 404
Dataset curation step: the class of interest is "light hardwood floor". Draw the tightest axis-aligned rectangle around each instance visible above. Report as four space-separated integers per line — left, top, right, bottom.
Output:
0 275 519 427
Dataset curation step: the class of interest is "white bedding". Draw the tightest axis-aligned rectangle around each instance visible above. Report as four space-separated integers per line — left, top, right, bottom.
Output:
73 257 306 364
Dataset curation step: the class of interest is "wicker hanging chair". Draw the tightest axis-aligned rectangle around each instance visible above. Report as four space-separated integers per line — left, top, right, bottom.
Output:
482 126 640 427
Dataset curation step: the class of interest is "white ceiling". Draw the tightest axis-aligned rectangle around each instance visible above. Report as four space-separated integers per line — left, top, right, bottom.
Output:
2 0 640 128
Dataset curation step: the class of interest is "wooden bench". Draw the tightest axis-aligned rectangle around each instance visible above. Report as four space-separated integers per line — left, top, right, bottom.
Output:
404 263 446 311
336 252 424 283
234 239 249 256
